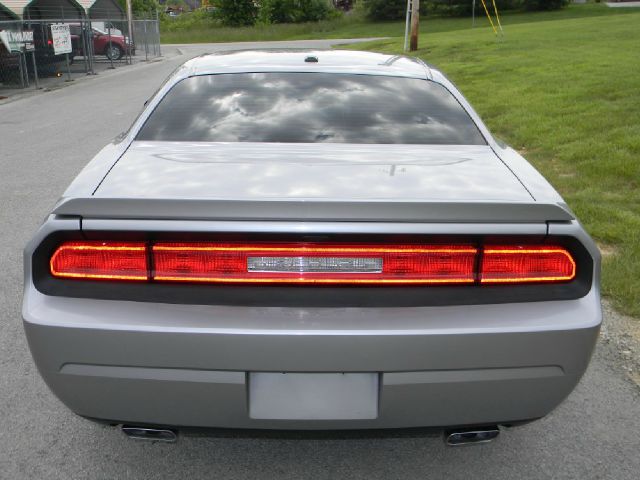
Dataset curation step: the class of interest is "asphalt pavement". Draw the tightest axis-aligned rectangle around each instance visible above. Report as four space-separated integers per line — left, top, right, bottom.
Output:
1 41 639 480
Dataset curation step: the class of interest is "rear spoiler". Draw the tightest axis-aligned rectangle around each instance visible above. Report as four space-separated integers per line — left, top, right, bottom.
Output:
53 198 574 223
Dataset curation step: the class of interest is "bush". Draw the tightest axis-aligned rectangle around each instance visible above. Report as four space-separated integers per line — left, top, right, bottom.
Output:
216 0 258 26
259 0 336 24
428 0 519 16
160 9 217 32
117 0 159 16
362 0 411 21
363 0 569 20
522 0 570 10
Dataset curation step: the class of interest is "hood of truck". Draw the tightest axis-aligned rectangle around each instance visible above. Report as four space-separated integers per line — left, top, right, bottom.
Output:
93 142 533 203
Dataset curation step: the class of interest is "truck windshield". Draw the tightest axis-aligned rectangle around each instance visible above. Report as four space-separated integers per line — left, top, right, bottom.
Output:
136 73 486 145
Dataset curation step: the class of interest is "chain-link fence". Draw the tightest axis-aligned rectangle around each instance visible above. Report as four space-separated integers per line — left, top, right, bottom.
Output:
1 14 161 91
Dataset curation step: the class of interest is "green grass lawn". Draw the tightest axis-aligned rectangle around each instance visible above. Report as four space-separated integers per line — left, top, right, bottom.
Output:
354 8 640 317
161 3 638 44
162 4 640 317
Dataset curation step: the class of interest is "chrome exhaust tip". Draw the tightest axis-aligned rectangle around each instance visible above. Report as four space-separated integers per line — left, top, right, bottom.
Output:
445 426 500 446
121 425 178 443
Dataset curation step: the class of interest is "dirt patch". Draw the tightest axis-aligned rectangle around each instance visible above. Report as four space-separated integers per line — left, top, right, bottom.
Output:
597 243 618 258
600 299 640 387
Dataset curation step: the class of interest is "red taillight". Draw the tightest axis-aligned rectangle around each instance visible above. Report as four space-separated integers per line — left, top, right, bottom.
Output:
47 39 52 46
48 241 577 286
152 243 478 285
480 245 576 284
50 241 148 281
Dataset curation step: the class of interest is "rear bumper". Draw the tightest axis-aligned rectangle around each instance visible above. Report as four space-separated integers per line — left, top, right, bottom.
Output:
23 287 601 430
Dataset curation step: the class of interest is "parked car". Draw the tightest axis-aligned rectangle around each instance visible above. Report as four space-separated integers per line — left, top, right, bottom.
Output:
69 24 133 61
23 50 601 445
91 21 123 37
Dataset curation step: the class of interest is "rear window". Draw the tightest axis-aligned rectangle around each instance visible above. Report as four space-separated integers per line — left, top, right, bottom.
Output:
136 73 486 145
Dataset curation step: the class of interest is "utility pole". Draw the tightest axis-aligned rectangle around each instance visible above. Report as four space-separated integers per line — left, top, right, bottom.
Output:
409 0 420 51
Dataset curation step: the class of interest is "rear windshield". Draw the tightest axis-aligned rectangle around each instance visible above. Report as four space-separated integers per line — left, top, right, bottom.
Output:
136 73 486 145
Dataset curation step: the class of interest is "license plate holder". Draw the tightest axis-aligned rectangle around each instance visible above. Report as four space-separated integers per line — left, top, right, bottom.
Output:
248 372 379 420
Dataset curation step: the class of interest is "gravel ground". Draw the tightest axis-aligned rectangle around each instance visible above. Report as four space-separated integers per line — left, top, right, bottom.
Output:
600 300 640 386
1 41 638 480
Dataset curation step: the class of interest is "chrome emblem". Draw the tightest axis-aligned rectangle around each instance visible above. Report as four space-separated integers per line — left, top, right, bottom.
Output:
247 257 383 274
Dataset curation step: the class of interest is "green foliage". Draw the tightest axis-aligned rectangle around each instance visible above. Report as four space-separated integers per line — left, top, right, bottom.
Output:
522 0 570 10
362 0 570 19
161 2 637 44
344 8 640 317
160 9 218 32
362 0 410 21
216 0 258 26
428 1 519 16
116 0 159 15
259 0 337 24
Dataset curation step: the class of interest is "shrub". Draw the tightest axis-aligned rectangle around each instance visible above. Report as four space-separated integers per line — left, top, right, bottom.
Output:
362 0 404 21
216 0 258 26
160 9 217 32
363 0 569 20
259 0 336 24
117 0 159 15
428 0 519 16
522 0 570 10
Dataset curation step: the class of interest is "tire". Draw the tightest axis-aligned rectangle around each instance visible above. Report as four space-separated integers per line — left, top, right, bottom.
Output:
105 44 123 61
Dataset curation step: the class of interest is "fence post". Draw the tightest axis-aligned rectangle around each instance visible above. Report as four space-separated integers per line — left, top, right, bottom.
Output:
143 18 148 61
81 19 89 75
21 52 29 87
60 6 70 81
156 10 162 57
17 51 25 88
107 16 115 69
31 50 40 89
87 18 95 75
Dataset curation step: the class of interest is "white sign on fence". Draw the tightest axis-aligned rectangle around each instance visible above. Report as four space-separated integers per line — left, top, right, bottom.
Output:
50 23 72 55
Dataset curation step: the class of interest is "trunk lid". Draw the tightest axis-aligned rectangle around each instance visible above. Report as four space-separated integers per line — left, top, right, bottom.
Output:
55 142 574 223
94 142 533 203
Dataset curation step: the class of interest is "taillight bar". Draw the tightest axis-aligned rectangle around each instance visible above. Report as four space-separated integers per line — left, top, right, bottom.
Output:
152 243 478 285
49 242 148 281
481 246 576 284
49 241 577 286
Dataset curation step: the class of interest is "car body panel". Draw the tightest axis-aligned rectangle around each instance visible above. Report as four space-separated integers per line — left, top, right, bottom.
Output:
53 197 574 223
23 50 602 431
189 49 433 79
23 216 600 429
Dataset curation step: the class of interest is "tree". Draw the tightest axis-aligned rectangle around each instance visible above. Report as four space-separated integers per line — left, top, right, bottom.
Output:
216 0 259 26
522 0 570 10
259 0 335 24
117 0 160 16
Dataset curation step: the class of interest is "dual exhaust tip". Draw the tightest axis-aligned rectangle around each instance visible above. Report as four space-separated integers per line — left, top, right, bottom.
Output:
121 425 500 446
121 426 178 443
445 426 500 446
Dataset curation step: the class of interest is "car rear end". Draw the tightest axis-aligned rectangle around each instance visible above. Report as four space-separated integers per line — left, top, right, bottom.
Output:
22 52 602 434
23 210 600 430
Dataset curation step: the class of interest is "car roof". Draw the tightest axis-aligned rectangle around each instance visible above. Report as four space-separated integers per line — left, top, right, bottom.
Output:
181 50 434 80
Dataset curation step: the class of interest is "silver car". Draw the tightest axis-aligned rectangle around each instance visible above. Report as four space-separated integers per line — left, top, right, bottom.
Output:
23 50 601 445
